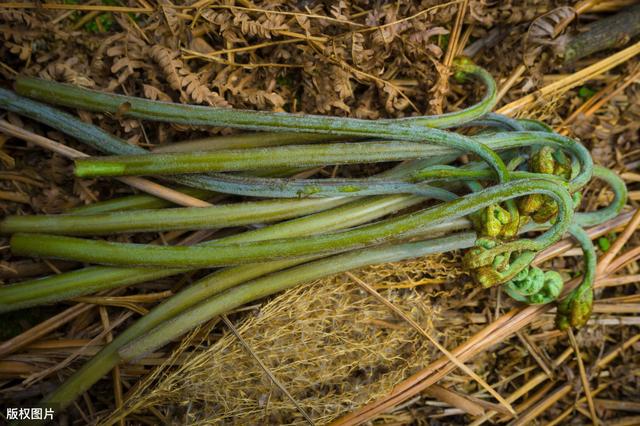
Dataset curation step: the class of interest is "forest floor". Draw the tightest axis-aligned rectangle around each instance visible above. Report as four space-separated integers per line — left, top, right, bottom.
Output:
1 1 639 425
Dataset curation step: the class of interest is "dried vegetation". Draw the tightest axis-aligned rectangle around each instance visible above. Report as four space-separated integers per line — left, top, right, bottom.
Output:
1 1 640 425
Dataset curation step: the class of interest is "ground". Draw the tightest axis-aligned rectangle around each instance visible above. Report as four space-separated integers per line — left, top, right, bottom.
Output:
0 1 639 425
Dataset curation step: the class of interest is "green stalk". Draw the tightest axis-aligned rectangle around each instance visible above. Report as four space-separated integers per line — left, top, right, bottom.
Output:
556 223 597 329
567 167 627 228
34 171 625 415
10 179 574 268
39 232 476 414
0 88 591 199
121 233 477 359
74 129 593 198
10 77 511 185
0 89 467 310
27 163 624 420
73 142 468 177
393 59 496 128
0 92 472 309
0 88 503 197
0 198 348 235
2 168 570 236
201 131 593 198
473 131 593 193
464 112 525 132
0 195 433 312
153 132 352 153
70 133 339 213
37 180 626 414
68 187 214 214
158 169 531 199
15 59 495 131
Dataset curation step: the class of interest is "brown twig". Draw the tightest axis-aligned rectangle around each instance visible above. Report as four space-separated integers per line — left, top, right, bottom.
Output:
0 2 153 13
597 208 640 275
22 311 133 387
0 119 211 207
561 4 640 63
498 40 640 115
443 0 468 68
424 385 485 416
0 303 94 359
567 328 598 425
99 306 125 426
346 272 516 416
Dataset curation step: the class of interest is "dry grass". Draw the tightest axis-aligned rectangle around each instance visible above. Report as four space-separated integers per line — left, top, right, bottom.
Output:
102 254 463 425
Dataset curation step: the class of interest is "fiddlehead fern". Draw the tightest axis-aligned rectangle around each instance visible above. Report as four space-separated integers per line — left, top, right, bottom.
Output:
10 178 575 269
555 224 597 330
0 58 630 421
518 146 574 223
504 266 564 304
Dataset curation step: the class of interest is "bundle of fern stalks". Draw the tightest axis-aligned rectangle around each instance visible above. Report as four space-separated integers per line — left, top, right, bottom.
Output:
0 58 628 420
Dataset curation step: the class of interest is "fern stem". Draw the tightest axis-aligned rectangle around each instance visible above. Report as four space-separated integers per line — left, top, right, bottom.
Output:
41 232 476 412
0 195 433 312
10 179 574 268
11 73 511 184
0 198 348 235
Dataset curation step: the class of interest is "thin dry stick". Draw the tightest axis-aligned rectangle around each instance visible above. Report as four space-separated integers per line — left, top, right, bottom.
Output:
275 30 327 43
508 382 557 423
0 2 153 13
72 292 175 315
0 303 94 358
495 65 526 105
355 0 462 34
443 0 469 68
183 38 303 58
220 315 315 426
468 348 574 426
345 272 516 416
180 49 303 68
605 245 640 276
567 328 598 426
0 119 211 207
425 385 485 416
456 24 475 57
590 0 639 13
516 332 554 378
73 292 173 306
50 3 87 25
597 208 640 275
498 40 640 115
584 65 640 116
71 10 101 31
511 384 598 426
23 311 133 387
574 0 606 14
99 306 125 426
